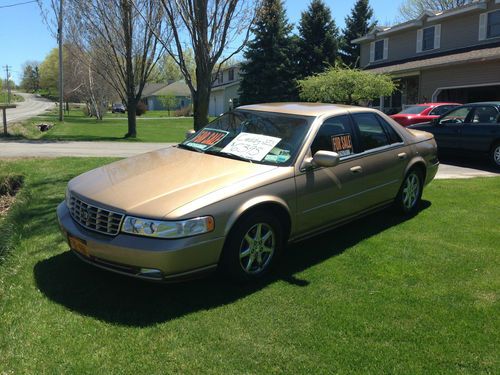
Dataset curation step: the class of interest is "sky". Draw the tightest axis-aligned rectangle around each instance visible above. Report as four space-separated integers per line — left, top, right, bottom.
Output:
0 0 401 84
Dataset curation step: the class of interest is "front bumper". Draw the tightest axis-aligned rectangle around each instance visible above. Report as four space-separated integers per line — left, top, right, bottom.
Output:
57 202 225 281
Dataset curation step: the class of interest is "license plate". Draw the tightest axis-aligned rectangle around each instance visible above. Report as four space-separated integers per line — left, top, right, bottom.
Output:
68 235 89 257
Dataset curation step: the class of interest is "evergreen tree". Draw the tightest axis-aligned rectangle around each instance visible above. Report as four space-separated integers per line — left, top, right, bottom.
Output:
239 0 298 105
297 0 339 78
340 0 376 67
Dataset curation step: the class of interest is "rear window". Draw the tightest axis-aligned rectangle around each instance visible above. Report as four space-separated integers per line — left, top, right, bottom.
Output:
429 105 459 116
399 106 429 115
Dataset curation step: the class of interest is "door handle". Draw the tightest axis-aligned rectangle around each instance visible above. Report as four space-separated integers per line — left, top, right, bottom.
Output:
350 166 363 174
398 152 408 160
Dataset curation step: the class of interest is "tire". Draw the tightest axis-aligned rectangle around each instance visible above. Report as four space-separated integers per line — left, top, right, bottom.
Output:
490 142 500 169
220 211 284 282
396 168 423 215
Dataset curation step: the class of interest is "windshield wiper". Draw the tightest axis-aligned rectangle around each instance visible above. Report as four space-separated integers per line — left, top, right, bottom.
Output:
205 150 253 164
177 143 204 153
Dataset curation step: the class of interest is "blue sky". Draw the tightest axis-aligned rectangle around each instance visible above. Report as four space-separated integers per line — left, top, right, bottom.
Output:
0 0 400 84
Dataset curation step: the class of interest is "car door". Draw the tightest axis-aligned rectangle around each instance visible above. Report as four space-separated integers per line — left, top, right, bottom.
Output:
433 106 474 150
349 112 409 207
461 105 500 153
295 115 369 235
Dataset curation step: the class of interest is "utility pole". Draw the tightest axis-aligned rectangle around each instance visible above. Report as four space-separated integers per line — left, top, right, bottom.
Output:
3 65 12 104
57 0 64 122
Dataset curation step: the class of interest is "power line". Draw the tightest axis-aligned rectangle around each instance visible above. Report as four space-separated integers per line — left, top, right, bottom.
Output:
0 0 37 9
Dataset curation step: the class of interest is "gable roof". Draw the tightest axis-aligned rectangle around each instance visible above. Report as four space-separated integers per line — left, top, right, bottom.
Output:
142 80 191 98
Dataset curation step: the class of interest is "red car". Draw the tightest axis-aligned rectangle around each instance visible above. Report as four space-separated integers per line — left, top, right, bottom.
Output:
391 103 461 126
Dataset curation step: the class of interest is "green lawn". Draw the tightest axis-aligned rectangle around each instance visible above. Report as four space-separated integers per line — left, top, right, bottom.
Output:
0 158 498 374
6 111 195 143
0 92 24 105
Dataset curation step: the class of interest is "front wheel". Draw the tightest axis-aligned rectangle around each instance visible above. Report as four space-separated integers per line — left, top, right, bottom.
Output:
220 211 284 281
491 143 500 169
396 169 423 215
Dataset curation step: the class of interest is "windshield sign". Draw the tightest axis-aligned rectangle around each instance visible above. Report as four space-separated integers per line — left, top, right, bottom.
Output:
180 110 313 165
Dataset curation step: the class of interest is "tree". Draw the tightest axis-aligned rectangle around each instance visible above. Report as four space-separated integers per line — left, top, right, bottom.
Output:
297 0 339 78
239 0 298 105
340 0 376 68
65 0 165 138
399 0 472 20
149 50 196 84
20 61 40 93
154 0 258 130
39 48 59 96
158 93 178 116
298 66 396 105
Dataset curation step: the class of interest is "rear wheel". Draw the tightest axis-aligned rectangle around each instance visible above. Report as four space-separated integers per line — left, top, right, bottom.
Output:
396 169 423 215
491 143 500 169
220 211 284 281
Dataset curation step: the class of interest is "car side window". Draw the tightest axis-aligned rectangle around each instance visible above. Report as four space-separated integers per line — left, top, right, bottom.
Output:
438 107 472 125
471 106 499 124
352 113 390 151
311 115 357 157
374 114 403 144
429 105 457 116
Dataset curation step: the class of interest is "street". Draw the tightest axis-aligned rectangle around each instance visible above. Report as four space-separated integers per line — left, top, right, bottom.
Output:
5 92 54 124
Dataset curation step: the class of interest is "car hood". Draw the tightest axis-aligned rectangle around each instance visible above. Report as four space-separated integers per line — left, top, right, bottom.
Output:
68 146 279 219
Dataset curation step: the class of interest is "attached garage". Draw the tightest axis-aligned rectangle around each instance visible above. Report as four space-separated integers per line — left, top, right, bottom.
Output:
435 83 500 103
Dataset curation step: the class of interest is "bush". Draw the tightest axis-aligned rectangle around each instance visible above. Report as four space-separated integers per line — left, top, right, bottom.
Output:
174 105 192 117
136 102 148 116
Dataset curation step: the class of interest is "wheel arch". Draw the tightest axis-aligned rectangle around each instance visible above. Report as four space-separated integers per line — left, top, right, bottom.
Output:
404 157 427 182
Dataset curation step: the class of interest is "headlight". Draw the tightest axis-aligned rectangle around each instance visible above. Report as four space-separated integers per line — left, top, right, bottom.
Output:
121 216 215 238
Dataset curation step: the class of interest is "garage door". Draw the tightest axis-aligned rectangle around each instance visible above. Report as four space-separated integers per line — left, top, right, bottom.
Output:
437 84 500 103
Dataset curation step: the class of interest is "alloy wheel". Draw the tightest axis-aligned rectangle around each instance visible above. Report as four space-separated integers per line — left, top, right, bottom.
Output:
494 145 500 166
402 173 420 210
239 223 275 275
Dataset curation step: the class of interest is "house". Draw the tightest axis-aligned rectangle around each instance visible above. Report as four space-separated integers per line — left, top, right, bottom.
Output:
141 80 192 111
352 0 500 113
209 65 241 116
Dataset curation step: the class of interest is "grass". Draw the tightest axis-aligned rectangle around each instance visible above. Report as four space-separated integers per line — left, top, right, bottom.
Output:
5 110 196 143
0 92 24 105
0 157 498 374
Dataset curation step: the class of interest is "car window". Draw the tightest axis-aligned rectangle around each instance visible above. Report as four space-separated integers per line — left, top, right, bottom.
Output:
399 106 428 115
374 114 403 144
429 105 458 116
352 113 390 151
311 115 356 157
438 107 472 125
471 106 499 124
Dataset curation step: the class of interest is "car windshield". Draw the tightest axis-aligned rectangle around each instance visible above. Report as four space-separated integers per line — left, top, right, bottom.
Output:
179 110 314 166
398 106 429 115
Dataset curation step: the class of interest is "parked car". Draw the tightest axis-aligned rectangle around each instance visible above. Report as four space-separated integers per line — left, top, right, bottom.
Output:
391 103 461 126
57 103 439 282
111 103 126 113
409 102 500 168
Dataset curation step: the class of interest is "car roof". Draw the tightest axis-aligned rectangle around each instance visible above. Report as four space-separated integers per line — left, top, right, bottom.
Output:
465 101 500 106
237 102 376 117
418 102 461 106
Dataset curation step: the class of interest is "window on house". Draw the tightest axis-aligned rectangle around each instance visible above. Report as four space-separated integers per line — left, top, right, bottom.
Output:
218 72 224 84
374 40 384 61
487 10 500 38
228 68 235 81
422 27 435 51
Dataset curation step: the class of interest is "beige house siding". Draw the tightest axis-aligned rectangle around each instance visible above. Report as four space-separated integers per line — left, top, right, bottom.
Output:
420 60 500 100
358 1 500 68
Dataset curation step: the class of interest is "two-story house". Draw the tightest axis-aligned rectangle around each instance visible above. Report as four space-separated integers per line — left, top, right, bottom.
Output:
352 0 500 113
209 65 241 116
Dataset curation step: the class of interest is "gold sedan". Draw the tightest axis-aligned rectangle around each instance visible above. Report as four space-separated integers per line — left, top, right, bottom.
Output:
57 103 439 281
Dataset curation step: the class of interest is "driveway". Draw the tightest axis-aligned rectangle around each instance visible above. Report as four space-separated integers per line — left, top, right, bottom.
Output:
5 93 54 124
0 140 498 179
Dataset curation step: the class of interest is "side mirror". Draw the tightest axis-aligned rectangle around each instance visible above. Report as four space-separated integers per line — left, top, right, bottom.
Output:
433 118 442 126
313 150 340 168
185 129 196 139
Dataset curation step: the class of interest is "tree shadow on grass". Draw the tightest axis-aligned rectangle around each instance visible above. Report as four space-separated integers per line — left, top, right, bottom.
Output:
34 201 431 327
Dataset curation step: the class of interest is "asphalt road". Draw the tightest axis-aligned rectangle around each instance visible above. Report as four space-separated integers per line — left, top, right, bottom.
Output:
5 93 54 124
0 140 498 179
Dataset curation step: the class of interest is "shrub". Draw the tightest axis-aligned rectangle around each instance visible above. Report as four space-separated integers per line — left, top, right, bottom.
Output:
174 105 192 117
136 101 148 116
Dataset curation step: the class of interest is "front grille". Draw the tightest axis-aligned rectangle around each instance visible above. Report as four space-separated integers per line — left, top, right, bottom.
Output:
69 195 124 236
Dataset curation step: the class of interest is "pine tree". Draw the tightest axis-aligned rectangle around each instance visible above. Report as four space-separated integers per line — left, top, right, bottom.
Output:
340 0 376 67
297 0 339 78
239 0 298 105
